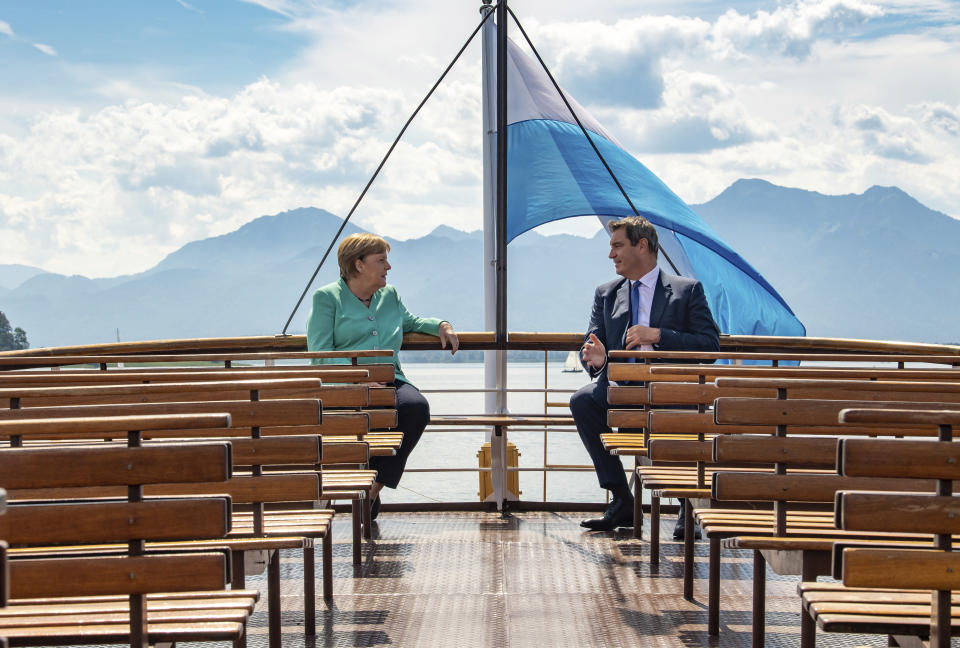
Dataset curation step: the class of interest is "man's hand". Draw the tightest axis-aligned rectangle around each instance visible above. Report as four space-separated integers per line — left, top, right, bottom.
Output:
625 325 661 350
439 321 459 355
581 333 607 370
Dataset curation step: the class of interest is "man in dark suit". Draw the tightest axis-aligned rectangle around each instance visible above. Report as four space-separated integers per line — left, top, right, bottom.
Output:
571 216 720 531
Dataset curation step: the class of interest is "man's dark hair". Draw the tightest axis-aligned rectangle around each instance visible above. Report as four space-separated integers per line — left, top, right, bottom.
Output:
609 216 658 256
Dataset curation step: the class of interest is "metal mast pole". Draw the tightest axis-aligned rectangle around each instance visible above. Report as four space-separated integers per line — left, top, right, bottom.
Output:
495 1 508 352
480 1 501 420
481 0 511 509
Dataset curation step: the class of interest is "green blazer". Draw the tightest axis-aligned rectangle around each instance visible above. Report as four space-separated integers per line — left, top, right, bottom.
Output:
305 277 444 385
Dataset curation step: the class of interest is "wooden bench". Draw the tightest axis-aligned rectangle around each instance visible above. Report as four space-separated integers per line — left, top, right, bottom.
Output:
801 407 960 648
0 378 388 564
602 360 960 644
0 383 338 646
0 413 259 648
703 388 960 646
607 362 960 553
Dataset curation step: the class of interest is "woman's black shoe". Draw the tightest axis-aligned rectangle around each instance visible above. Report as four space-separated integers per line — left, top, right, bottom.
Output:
371 495 381 521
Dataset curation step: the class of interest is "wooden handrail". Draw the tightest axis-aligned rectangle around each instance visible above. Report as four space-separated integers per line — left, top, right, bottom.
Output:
2 332 958 360
610 351 960 363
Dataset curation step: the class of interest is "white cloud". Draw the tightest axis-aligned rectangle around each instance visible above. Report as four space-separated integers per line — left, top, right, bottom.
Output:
32 43 57 56
0 20 13 37
599 70 777 153
637 99 960 219
0 78 484 277
1 0 958 277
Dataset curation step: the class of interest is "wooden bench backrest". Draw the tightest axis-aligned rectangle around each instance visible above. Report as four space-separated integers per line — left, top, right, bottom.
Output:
0 443 231 489
0 379 390 409
840 438 960 480
0 399 322 436
1 363 395 383
831 408 960 643
320 442 370 465
713 397 955 428
712 472 936 503
646 365 960 381
713 435 837 467
607 385 649 406
838 491 960 535
0 440 235 605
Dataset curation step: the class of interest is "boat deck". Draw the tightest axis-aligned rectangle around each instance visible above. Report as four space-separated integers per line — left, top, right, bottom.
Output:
213 510 894 647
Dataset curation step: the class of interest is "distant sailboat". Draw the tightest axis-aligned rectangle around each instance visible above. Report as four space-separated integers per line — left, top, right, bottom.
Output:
562 350 583 373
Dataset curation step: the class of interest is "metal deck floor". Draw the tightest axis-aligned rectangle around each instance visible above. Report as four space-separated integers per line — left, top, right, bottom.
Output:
202 511 930 647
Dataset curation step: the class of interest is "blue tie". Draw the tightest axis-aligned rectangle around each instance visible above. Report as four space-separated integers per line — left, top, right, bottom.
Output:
631 280 641 326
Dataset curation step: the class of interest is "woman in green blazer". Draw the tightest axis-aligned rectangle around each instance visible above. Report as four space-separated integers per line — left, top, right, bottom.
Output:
306 233 459 519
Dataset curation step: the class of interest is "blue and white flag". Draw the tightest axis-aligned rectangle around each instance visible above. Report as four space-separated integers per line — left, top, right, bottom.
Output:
496 33 805 337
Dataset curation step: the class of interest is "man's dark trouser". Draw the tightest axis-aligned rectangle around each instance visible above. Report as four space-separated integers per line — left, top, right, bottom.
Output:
369 381 429 489
569 380 632 492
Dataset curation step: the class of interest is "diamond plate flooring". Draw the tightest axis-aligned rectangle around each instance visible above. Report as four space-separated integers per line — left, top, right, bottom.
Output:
184 511 948 647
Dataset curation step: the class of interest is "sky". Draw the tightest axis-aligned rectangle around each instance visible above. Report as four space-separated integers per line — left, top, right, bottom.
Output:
0 0 958 278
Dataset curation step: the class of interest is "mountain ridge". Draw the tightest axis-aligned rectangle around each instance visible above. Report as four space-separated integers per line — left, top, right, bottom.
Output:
4 180 958 348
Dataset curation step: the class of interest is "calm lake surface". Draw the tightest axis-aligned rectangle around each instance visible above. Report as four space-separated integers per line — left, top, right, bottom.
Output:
383 361 611 505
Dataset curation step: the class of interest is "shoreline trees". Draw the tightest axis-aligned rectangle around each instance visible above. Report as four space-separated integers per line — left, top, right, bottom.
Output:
0 310 29 350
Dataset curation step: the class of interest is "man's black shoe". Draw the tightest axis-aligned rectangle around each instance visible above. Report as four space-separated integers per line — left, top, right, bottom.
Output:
672 520 702 540
580 497 634 531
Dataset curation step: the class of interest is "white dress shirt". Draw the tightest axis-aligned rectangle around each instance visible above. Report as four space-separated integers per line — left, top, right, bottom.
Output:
632 266 660 351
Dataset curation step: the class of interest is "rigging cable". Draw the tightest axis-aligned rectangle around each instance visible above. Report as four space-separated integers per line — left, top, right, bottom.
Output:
506 7 681 276
280 6 498 335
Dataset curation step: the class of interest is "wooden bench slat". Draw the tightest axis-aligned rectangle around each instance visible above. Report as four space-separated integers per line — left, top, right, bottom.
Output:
0 399 322 429
227 436 322 465
607 385 649 406
0 414 232 437
841 438 960 479
843 548 960 590
840 407 960 427
0 621 247 644
712 472 935 503
0 444 231 489
147 473 320 504
319 442 369 464
647 439 712 462
649 382 775 405
839 492 960 534
0 498 230 545
9 554 228 598
714 435 838 466
714 397 957 427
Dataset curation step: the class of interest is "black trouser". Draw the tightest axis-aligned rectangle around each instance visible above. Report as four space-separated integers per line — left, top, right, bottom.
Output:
369 380 429 489
570 379 633 493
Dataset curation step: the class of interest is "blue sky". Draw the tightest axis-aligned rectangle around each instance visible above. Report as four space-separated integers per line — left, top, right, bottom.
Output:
1 0 958 276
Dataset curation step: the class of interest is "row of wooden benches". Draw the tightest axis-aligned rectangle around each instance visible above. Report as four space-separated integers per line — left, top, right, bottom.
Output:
600 351 960 648
0 352 400 648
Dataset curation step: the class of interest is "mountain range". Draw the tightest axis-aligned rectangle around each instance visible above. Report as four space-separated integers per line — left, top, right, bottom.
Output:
1 179 957 349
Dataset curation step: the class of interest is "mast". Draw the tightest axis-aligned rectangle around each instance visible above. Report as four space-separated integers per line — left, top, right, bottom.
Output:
481 0 506 417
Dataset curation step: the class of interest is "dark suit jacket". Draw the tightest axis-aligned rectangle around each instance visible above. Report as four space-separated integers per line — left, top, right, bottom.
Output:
583 271 720 384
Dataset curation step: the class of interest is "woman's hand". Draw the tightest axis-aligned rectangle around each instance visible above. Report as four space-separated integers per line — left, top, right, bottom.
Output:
438 321 459 355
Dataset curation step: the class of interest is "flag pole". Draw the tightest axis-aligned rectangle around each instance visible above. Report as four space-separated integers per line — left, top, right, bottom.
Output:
495 0 508 351
480 1 503 420
481 0 511 510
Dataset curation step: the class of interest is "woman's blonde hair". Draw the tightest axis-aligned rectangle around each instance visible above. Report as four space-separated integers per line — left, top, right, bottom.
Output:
337 233 391 279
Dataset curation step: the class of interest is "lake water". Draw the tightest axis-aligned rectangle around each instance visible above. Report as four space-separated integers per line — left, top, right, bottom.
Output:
380 362 617 505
